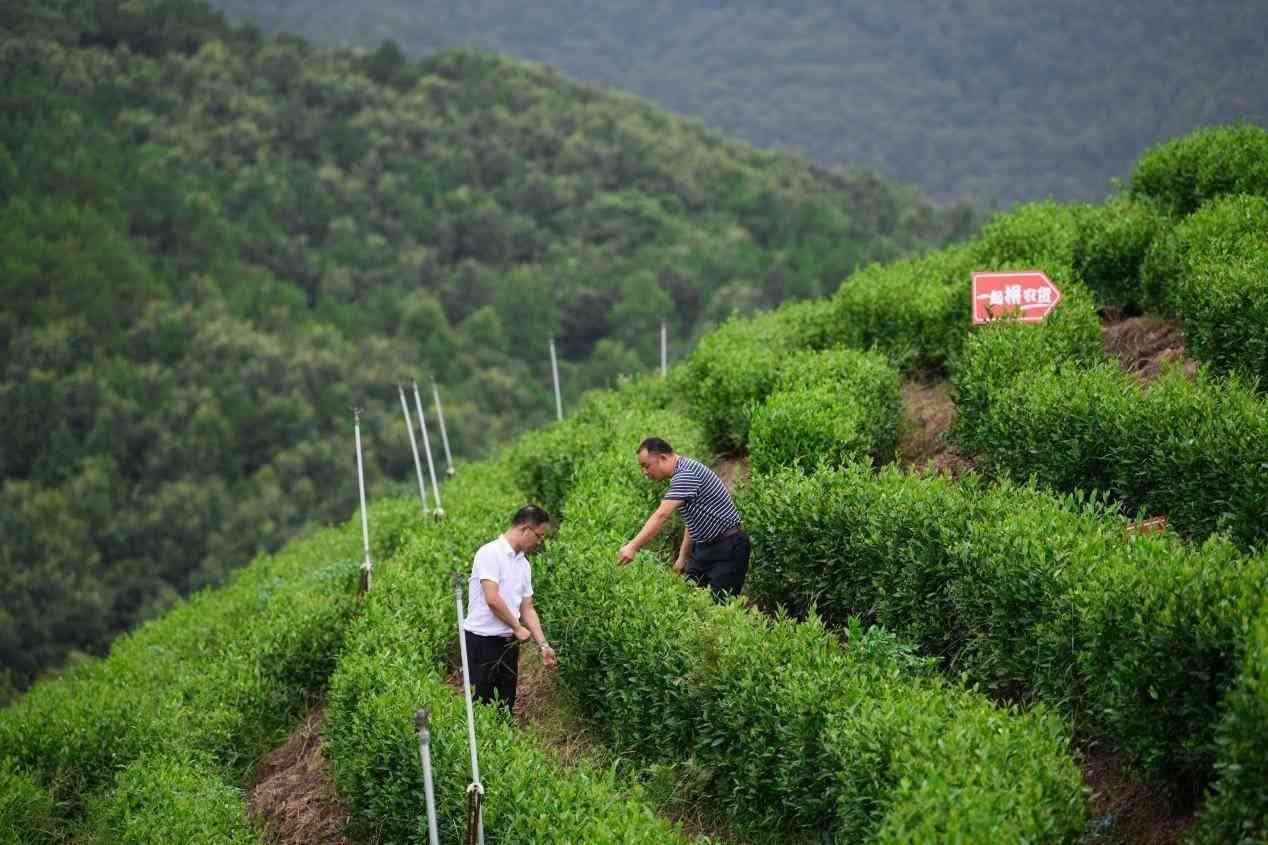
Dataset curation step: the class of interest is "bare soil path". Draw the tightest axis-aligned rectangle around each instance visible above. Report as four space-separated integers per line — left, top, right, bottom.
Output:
248 708 350 845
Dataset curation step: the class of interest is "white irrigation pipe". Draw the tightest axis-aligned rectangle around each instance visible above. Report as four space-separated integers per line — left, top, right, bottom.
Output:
549 337 563 422
413 708 441 845
660 320 668 377
452 572 485 845
354 408 372 595
432 379 455 477
398 384 431 515
412 380 444 518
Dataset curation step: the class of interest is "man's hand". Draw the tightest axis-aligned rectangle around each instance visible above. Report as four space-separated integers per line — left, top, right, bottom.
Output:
512 624 531 642
673 557 687 575
617 543 638 565
541 644 558 669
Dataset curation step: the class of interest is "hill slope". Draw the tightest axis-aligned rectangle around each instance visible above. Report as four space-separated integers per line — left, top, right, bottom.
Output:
0 0 971 697
205 0 1268 206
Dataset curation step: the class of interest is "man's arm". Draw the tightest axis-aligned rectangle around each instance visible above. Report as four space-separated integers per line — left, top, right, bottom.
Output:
519 596 556 668
674 526 692 574
481 580 530 641
618 498 683 564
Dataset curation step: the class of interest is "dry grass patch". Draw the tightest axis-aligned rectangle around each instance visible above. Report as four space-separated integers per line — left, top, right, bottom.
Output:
1102 315 1196 383
248 708 350 845
898 375 975 476
713 456 749 492
1082 751 1195 845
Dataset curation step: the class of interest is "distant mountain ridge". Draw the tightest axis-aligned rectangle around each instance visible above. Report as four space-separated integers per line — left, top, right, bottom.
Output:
207 0 1268 206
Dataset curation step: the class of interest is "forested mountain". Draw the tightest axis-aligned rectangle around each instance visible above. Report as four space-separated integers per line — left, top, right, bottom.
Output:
0 0 972 699
205 0 1268 206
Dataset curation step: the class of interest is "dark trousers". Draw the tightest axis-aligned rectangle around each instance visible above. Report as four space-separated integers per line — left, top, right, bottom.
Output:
464 630 520 712
685 529 750 602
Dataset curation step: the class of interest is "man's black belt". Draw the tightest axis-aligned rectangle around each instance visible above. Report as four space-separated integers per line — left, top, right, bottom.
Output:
699 524 742 546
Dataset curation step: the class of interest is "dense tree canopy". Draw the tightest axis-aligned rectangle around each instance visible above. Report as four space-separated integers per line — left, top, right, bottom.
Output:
206 0 1268 206
0 0 973 698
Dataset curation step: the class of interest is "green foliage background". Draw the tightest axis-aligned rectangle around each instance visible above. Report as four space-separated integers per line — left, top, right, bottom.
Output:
2 12 1267 828
203 0 1268 206
0 0 971 698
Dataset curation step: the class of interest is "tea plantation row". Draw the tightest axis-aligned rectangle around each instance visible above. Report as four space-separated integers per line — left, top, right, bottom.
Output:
0 497 418 841
513 384 1087 842
670 124 1268 841
1 475 692 843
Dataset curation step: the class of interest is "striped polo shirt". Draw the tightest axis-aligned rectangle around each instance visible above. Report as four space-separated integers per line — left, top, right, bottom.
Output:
663 456 741 544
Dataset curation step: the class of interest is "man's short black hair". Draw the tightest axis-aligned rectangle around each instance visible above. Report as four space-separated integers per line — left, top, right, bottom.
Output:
511 504 551 527
637 437 674 455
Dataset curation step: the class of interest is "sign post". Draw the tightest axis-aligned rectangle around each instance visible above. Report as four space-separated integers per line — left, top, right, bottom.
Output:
972 270 1063 324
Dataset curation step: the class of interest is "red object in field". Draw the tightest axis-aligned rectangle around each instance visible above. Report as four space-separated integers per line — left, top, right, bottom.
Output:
971 270 1063 324
1125 516 1168 539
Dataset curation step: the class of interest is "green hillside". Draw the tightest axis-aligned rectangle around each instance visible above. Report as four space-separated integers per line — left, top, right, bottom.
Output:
4 121 1268 843
0 0 972 699
3 58 1268 840
204 0 1268 206
4 0 1268 840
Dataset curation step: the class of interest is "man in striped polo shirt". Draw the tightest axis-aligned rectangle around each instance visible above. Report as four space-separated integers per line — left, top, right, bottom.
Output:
617 436 750 601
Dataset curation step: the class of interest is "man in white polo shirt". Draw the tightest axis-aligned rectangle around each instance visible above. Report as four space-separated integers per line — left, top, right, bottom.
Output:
463 504 557 712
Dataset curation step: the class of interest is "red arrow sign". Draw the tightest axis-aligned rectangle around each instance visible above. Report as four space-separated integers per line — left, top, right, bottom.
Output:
971 270 1062 324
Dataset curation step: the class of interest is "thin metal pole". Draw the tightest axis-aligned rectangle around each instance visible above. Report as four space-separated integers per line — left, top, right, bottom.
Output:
549 337 563 422
660 321 668 377
398 384 431 515
432 379 455 477
354 408 372 595
452 572 485 845
414 708 440 845
413 381 444 518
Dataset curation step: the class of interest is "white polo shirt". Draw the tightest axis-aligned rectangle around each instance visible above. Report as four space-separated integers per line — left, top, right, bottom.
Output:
463 535 534 637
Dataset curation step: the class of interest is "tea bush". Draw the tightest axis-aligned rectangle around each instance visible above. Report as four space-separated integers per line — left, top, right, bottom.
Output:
739 464 976 645
748 386 873 475
1141 194 1268 382
828 244 976 372
534 410 1085 842
961 359 1268 549
0 496 417 835
511 374 679 516
748 348 902 474
1074 534 1264 790
1178 250 1268 386
827 196 1164 373
968 201 1083 277
1071 194 1169 312
833 688 1080 844
674 300 833 451
84 751 259 845
740 463 1268 797
1142 192 1268 306
0 761 57 845
950 284 1105 456
1131 125 1268 217
966 360 1129 496
510 391 626 517
1193 598 1268 844
1097 365 1267 547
